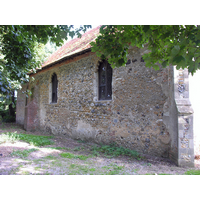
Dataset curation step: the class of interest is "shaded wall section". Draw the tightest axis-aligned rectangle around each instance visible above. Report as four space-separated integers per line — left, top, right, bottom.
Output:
16 84 27 125
24 80 40 131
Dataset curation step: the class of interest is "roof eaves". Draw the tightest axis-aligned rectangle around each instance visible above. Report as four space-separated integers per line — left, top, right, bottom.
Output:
29 47 92 75
43 40 93 67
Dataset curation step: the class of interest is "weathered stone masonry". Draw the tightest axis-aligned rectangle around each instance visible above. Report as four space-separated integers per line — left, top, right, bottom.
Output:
16 46 194 166
174 68 194 167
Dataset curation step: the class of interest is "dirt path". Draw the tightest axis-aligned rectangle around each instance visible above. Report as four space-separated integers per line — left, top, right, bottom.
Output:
0 122 199 175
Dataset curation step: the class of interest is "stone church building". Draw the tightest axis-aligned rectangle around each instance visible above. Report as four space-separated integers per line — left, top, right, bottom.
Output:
16 26 196 167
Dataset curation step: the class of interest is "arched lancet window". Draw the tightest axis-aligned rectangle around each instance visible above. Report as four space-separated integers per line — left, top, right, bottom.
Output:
52 73 58 103
98 60 112 100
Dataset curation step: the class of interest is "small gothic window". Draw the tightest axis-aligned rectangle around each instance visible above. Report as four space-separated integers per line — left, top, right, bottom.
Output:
52 73 58 103
99 60 112 100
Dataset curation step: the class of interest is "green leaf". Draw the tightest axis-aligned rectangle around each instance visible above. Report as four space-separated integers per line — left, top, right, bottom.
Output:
1 87 6 92
188 64 195 75
118 58 125 66
171 45 180 56
173 55 185 64
143 25 150 33
17 72 21 77
153 65 160 71
162 60 168 68
69 31 75 38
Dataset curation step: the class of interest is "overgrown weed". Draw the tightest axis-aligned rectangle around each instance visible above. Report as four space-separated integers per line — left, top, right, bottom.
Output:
68 164 90 174
185 169 200 175
45 155 56 159
47 147 69 150
77 139 87 143
106 164 124 175
60 152 89 160
11 148 38 158
91 143 140 159
73 146 85 151
0 132 20 144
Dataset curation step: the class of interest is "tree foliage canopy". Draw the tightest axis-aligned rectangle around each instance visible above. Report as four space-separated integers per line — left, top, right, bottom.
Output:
91 25 200 75
0 25 200 97
0 25 91 95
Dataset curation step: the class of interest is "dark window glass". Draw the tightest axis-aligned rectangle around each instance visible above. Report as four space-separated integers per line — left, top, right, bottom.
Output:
99 60 112 100
52 73 58 103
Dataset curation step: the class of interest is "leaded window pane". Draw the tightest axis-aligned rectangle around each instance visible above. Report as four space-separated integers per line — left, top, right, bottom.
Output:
99 86 106 99
99 60 112 100
106 64 112 99
52 73 58 103
100 64 106 85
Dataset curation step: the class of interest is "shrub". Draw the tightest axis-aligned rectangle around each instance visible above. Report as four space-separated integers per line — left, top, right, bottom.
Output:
2 115 15 122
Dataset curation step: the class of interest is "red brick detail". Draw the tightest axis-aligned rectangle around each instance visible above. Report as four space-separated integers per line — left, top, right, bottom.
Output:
24 99 39 131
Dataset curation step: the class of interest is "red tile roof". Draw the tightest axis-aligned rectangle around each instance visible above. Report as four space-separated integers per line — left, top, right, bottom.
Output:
42 25 101 68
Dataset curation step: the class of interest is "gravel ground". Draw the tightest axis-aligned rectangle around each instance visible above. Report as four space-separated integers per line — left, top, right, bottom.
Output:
0 122 199 175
